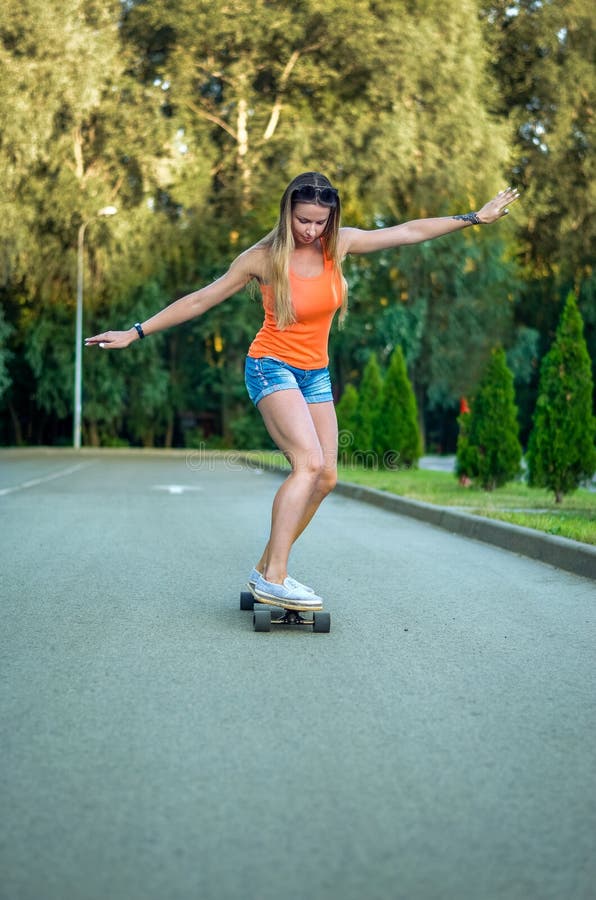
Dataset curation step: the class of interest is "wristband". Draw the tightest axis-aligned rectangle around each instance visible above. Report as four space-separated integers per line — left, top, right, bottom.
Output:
453 212 482 226
133 322 145 340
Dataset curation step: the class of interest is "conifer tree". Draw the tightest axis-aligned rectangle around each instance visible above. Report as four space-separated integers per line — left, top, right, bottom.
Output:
353 353 383 467
458 347 522 490
376 345 422 468
527 293 596 502
335 383 359 464
455 407 477 483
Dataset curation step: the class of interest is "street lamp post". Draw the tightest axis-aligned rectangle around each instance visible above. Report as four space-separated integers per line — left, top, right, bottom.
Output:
73 206 117 449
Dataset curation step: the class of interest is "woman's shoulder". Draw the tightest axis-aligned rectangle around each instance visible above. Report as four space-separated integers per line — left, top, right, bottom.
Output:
337 227 360 258
231 242 271 283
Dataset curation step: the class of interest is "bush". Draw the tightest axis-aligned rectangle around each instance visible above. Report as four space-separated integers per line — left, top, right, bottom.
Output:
456 346 522 490
527 292 596 502
376 345 422 468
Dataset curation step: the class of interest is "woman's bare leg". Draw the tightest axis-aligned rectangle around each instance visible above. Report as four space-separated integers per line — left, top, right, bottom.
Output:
255 393 338 582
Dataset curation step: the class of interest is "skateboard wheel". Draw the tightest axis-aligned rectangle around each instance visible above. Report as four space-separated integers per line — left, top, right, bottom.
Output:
313 612 331 633
254 602 284 619
254 609 272 632
240 590 254 611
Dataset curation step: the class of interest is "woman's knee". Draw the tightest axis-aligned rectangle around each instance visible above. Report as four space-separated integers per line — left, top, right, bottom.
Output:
316 466 338 496
287 448 336 494
289 448 325 480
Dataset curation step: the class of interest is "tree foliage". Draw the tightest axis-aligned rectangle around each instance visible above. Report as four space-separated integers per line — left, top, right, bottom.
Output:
335 383 359 464
0 307 12 403
527 293 596 502
377 346 422 468
352 354 383 466
481 0 596 400
456 347 522 490
0 0 593 450
482 0 594 282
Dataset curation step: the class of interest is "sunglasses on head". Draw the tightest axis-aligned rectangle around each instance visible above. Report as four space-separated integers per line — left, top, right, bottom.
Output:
291 184 339 206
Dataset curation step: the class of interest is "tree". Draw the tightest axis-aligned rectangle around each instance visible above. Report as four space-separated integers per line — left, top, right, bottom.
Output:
481 0 595 284
455 407 476 483
527 293 596 502
0 0 542 448
457 346 522 490
0 308 12 405
376 346 422 468
0 0 245 447
481 0 596 408
335 383 359 464
352 354 383 467
0 0 183 445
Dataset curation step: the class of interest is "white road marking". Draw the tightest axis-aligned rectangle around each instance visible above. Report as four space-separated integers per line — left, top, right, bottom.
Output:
0 461 95 497
151 485 204 495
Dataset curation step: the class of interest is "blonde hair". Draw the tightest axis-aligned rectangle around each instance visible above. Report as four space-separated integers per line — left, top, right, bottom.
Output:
259 172 347 329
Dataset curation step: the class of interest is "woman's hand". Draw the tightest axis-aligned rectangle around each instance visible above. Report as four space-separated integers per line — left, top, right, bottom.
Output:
476 187 520 224
85 328 137 350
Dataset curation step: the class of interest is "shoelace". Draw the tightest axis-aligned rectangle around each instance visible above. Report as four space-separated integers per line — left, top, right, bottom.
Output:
285 576 313 593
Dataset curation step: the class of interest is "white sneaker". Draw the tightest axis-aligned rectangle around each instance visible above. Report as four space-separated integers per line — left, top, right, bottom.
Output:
253 575 323 610
248 568 315 594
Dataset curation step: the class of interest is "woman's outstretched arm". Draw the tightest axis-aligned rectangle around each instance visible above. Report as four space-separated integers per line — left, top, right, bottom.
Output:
85 248 262 350
340 187 520 256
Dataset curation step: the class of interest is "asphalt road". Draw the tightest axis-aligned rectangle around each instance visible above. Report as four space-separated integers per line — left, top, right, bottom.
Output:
1 450 595 900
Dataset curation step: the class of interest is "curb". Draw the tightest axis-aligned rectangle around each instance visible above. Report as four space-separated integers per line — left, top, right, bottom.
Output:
241 458 596 582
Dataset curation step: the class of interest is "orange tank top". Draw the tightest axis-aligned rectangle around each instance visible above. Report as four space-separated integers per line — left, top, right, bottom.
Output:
248 255 343 369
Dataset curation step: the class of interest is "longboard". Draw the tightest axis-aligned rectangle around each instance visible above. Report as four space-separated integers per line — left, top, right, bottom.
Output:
240 584 331 633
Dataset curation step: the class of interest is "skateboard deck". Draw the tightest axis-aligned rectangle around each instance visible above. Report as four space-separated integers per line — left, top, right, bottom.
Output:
240 584 331 633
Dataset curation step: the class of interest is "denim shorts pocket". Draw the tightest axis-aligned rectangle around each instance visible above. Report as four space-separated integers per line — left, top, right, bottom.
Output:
258 357 287 376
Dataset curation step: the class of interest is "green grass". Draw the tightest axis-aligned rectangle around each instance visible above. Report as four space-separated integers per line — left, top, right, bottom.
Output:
478 511 595 545
239 451 596 546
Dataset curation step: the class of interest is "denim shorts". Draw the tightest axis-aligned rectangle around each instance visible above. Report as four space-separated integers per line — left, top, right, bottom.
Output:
245 356 333 407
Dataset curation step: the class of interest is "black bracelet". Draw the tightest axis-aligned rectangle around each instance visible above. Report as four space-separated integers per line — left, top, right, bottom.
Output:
452 212 482 225
133 322 145 340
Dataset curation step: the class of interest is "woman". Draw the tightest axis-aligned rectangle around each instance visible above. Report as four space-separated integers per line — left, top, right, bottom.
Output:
85 172 519 609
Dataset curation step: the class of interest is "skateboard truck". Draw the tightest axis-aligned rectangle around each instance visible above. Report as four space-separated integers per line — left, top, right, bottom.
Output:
240 589 331 634
272 609 310 626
